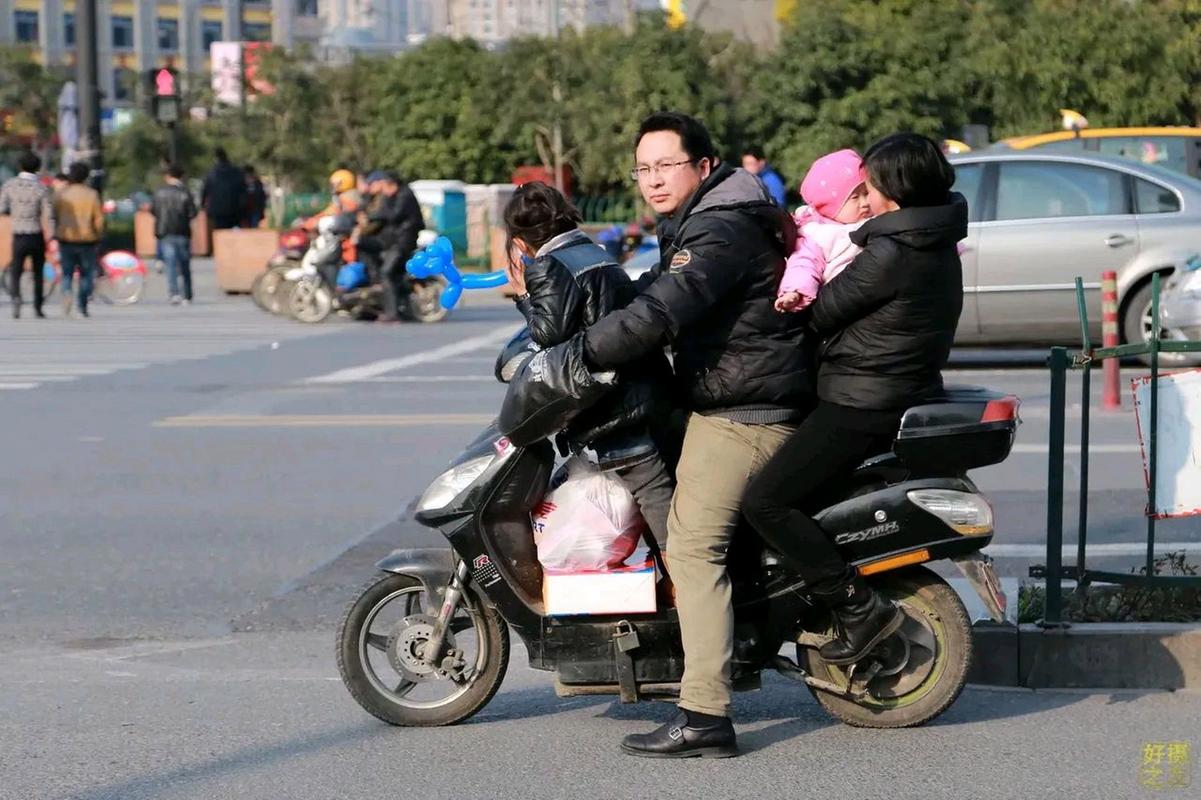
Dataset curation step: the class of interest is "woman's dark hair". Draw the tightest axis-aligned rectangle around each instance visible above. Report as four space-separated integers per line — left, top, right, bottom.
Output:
17 151 41 174
863 133 955 208
502 181 582 257
636 112 717 162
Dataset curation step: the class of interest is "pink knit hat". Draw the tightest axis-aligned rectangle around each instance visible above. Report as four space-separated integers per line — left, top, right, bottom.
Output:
800 149 867 219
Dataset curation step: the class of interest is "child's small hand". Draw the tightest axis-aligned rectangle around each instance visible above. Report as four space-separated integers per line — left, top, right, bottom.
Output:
774 291 813 312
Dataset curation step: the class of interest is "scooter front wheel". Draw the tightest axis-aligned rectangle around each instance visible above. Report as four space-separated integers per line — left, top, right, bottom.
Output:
798 566 972 729
336 573 509 727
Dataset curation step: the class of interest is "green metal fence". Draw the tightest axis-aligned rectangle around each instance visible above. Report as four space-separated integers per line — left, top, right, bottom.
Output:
1036 274 1201 625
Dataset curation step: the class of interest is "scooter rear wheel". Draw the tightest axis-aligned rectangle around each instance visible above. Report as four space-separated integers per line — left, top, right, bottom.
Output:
798 566 972 728
337 573 509 727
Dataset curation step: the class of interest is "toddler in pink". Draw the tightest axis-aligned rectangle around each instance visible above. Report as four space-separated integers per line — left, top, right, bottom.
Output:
776 149 872 312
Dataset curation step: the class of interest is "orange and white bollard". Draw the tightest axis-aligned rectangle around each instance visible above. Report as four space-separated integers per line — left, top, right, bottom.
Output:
1101 270 1121 410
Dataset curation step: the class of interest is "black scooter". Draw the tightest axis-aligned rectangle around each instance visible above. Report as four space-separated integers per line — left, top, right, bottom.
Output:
337 345 1017 730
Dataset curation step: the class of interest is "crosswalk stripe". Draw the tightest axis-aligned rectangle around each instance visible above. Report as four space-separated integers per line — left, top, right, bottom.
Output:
0 298 346 391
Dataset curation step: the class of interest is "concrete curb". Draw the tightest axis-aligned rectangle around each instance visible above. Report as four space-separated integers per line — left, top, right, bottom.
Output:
969 621 1201 689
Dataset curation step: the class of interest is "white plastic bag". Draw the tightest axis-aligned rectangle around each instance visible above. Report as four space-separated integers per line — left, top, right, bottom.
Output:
532 456 647 571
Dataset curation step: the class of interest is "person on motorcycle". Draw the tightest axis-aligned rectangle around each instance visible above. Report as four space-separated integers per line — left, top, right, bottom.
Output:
304 168 364 264
741 133 967 666
536 112 811 758
357 170 425 324
501 181 675 552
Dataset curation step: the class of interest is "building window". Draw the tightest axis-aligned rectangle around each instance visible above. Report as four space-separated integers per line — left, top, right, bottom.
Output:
62 12 75 46
297 0 318 17
14 10 39 43
202 20 223 50
242 22 271 42
157 18 179 50
112 67 135 102
112 15 134 49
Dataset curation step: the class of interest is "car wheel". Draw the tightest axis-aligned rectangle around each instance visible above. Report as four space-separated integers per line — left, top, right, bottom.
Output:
1121 278 1200 367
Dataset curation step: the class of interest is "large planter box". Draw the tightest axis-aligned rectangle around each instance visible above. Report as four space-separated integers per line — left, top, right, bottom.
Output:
134 210 212 257
213 228 278 293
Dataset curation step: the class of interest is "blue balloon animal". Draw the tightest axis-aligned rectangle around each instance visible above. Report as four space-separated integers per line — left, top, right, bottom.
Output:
405 235 508 310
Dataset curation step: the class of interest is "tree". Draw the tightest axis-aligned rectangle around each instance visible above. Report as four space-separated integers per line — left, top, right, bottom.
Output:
739 0 971 184
0 46 65 160
967 0 1198 138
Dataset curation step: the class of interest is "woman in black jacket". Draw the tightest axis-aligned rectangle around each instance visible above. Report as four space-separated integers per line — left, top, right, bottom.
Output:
503 182 675 549
742 133 967 666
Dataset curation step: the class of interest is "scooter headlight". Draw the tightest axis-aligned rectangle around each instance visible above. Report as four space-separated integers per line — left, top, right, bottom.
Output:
417 455 495 513
907 489 993 536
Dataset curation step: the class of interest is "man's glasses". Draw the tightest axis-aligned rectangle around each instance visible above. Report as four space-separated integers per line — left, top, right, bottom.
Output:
629 159 697 182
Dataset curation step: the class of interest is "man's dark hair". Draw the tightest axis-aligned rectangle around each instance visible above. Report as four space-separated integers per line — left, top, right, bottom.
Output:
17 151 41 174
636 112 716 162
67 162 90 184
214 147 229 163
54 172 68 182
166 163 184 180
502 181 582 256
742 146 767 160
244 164 256 176
863 133 956 208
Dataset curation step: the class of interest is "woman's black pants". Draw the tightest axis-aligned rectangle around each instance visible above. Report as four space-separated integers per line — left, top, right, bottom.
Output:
742 400 900 589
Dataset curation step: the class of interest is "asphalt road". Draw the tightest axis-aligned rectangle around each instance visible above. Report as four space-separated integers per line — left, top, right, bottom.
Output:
2 263 1197 799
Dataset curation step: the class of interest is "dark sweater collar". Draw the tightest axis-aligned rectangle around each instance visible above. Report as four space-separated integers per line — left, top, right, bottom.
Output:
850 193 968 250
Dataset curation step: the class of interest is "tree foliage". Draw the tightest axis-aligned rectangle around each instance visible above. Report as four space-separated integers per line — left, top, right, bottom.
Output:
12 0 1201 197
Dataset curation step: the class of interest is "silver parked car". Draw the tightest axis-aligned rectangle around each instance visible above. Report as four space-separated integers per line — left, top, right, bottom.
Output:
949 152 1201 350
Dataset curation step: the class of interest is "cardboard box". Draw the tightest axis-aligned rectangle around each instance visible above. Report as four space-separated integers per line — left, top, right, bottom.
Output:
542 559 657 616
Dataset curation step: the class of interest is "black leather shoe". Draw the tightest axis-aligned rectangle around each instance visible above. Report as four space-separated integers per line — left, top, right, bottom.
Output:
620 711 738 759
812 570 904 666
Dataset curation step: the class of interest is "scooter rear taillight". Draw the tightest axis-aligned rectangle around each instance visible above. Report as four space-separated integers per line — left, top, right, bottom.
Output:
980 395 1020 423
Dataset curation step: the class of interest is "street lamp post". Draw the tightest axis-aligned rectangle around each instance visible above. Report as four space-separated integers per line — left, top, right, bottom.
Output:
75 0 104 193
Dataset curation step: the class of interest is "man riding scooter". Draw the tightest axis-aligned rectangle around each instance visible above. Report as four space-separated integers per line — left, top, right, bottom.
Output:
356 171 425 324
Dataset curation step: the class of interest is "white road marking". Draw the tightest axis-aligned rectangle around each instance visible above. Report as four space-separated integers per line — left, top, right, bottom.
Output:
986 542 1201 558
1011 443 1142 454
305 325 517 384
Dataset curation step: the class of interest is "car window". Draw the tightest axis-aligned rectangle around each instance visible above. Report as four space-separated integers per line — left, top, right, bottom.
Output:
1134 179 1181 214
1095 136 1188 175
996 162 1129 221
952 163 984 222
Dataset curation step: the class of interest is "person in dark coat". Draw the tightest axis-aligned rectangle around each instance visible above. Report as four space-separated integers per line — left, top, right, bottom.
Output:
741 132 967 667
357 171 425 323
521 112 810 758
200 147 246 230
243 164 267 228
502 180 674 549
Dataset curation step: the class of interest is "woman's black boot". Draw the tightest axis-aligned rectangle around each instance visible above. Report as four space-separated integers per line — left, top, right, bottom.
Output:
811 569 904 666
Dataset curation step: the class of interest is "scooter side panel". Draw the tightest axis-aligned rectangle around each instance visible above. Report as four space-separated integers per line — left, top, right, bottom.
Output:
816 477 990 564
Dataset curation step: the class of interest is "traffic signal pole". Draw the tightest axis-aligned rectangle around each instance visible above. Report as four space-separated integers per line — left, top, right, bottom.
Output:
75 0 104 193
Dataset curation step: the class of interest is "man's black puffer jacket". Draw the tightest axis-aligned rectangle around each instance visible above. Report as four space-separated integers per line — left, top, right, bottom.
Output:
809 193 967 412
583 164 810 422
514 230 669 449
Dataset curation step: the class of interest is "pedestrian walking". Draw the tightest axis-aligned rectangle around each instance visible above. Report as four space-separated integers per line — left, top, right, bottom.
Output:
151 164 198 305
53 162 105 318
742 146 788 207
0 151 55 318
200 147 245 230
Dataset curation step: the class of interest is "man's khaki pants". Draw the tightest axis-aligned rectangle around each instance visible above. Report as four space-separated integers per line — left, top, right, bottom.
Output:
668 412 795 717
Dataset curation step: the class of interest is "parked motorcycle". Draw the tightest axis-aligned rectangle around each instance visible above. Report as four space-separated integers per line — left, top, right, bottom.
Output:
337 336 1018 730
